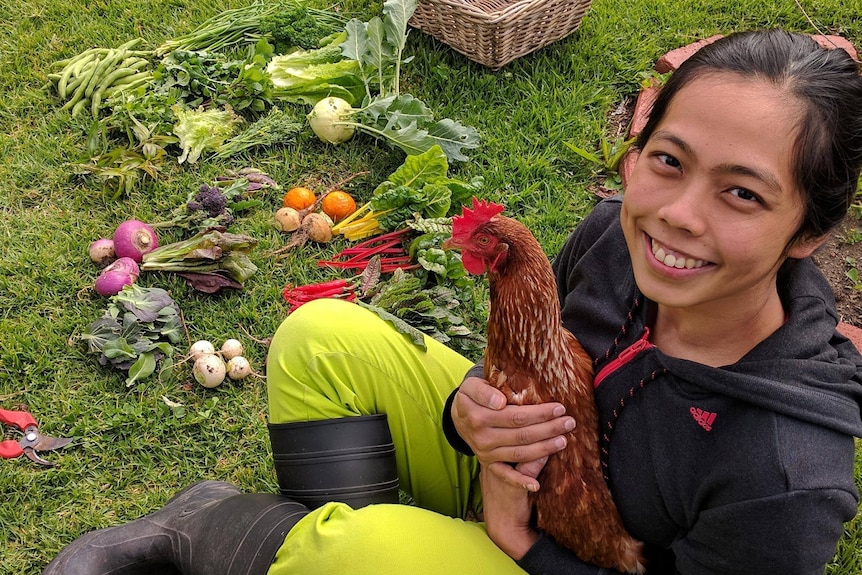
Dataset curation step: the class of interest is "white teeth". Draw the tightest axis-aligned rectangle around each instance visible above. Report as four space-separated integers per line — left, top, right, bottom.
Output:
651 239 705 269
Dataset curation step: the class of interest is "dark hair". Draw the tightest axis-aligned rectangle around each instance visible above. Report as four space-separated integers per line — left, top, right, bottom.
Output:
635 30 862 240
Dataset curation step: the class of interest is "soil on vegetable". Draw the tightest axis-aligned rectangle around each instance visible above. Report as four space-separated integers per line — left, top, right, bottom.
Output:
592 94 862 329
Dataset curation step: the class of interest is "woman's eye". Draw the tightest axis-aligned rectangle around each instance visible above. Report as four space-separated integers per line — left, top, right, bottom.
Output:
657 153 681 169
730 188 760 202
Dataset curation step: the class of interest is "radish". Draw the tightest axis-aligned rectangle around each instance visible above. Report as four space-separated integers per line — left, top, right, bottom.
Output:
94 257 140 297
89 238 116 267
193 354 226 388
220 338 244 360
226 356 252 380
189 340 216 361
113 220 158 263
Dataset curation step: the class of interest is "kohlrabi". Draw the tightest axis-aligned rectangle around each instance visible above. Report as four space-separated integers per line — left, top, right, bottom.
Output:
303 0 480 162
307 97 356 144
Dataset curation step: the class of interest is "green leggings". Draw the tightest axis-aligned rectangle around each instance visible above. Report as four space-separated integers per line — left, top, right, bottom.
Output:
265 298 527 574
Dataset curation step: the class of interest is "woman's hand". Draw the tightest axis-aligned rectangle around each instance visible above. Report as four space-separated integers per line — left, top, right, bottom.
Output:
452 377 575 471
481 456 547 560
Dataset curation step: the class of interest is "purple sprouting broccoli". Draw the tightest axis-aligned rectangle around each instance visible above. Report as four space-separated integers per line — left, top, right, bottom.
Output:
193 184 229 218
153 172 270 234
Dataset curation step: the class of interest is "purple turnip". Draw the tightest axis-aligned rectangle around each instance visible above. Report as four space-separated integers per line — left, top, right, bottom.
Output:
94 257 140 297
113 220 158 263
88 238 116 267
95 270 134 297
107 257 141 277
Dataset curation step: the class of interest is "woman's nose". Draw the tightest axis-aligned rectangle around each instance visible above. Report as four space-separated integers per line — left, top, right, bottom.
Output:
655 185 708 236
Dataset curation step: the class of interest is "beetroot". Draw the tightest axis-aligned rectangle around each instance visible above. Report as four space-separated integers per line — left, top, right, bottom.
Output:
113 220 158 263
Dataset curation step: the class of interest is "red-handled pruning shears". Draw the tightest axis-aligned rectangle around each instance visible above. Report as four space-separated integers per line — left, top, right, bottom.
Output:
0 408 72 466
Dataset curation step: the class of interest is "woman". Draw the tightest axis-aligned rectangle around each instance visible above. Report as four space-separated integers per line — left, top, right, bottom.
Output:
45 30 862 575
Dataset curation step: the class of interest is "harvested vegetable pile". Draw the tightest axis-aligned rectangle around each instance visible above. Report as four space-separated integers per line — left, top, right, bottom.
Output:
58 0 488 389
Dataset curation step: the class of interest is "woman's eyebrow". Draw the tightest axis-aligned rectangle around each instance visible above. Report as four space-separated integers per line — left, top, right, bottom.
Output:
713 163 783 193
651 129 783 193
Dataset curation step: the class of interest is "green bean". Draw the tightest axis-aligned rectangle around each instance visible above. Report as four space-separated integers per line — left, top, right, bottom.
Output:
62 62 97 111
105 70 152 88
90 66 140 116
71 97 88 118
70 53 99 76
84 53 120 98
57 52 97 98
102 75 152 97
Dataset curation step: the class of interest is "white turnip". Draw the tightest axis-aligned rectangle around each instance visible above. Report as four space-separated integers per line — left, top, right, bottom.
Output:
114 220 159 263
193 354 226 388
189 340 216 361
275 207 302 232
303 213 332 243
226 356 252 380
220 338 244 360
89 238 116 267
307 97 356 144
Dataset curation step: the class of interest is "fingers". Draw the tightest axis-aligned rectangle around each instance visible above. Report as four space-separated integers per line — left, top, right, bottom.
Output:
452 378 576 465
459 376 507 410
486 457 549 492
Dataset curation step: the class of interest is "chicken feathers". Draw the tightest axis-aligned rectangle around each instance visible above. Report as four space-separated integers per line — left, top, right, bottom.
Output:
448 198 645 574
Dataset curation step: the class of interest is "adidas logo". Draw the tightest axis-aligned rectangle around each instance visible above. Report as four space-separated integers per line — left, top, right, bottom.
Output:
690 407 716 431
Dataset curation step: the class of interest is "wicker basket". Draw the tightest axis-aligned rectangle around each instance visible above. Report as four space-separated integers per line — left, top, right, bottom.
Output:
409 0 593 69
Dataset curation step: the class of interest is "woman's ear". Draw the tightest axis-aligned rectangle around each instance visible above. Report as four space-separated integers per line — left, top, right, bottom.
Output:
787 233 829 259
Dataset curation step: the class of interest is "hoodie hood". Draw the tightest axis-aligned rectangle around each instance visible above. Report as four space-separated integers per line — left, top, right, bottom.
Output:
662 257 862 437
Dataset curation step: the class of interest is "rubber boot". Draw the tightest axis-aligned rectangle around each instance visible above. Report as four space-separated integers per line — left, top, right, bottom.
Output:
43 480 308 575
268 413 400 510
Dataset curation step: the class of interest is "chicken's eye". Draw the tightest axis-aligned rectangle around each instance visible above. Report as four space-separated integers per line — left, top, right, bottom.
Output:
476 235 490 245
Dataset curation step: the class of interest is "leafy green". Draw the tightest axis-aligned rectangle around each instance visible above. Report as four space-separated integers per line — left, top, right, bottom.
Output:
266 32 365 105
369 145 484 230
259 2 345 52
341 0 416 99
140 229 259 285
359 268 486 356
153 40 274 114
215 106 303 157
172 104 243 164
81 285 184 387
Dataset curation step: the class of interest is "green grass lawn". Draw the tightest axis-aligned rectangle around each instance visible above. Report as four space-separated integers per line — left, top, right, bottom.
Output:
0 0 860 573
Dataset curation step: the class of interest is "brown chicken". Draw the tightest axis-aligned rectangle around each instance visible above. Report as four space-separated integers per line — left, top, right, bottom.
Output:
446 198 645 573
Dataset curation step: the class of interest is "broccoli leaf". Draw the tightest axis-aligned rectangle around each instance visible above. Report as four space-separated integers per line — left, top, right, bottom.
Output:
113 284 179 323
125 351 157 387
81 316 122 353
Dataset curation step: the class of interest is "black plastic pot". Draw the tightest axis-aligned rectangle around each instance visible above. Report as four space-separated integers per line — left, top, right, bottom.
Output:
268 414 400 510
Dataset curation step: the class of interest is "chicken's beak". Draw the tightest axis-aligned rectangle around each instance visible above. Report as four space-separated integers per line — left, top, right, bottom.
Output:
441 238 459 251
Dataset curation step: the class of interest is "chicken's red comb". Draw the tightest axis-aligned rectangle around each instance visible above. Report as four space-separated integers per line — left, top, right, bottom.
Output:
452 197 505 241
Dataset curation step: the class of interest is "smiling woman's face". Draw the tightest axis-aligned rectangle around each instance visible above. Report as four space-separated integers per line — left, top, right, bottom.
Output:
620 72 820 317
